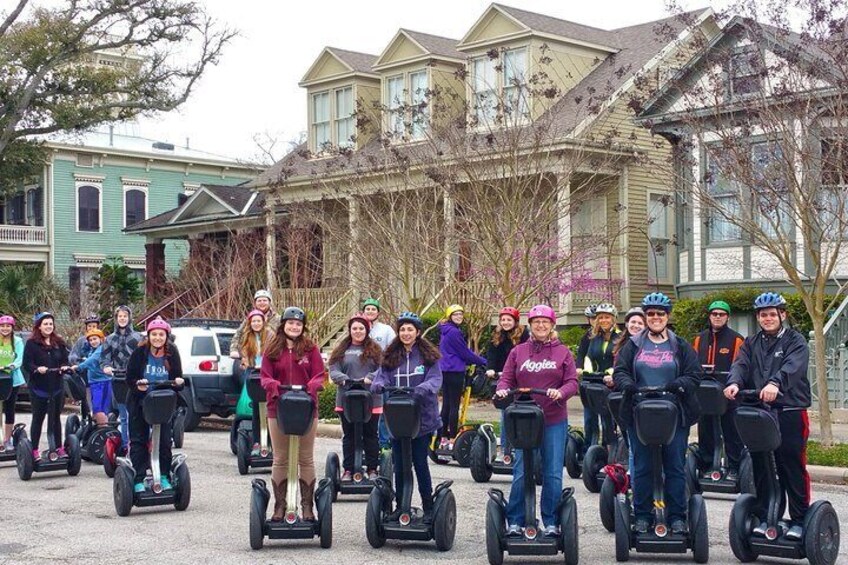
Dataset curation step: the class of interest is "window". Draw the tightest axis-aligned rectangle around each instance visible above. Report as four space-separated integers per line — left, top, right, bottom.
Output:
648 194 672 281
705 151 742 242
472 47 529 126
311 92 330 151
334 87 354 148
26 187 43 226
751 141 790 237
729 45 761 97
191 336 216 356
472 56 497 126
77 184 100 232
571 196 607 276
503 48 529 121
409 70 428 140
8 193 25 225
124 188 147 227
386 76 405 138
820 137 848 238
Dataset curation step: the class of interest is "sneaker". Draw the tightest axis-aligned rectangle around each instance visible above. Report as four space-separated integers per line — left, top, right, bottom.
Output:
160 477 173 490
439 437 449 449
56 446 67 458
544 525 559 537
670 520 687 535
134 482 146 494
753 521 768 537
634 519 650 534
367 470 378 481
447 441 454 451
250 443 261 457
507 524 522 536
785 525 804 541
32 449 42 462
341 471 352 482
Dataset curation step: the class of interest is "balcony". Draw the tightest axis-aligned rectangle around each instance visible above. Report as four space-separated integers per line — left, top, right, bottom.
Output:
0 225 47 245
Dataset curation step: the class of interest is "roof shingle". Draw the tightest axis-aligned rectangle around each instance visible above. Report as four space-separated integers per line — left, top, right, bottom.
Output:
326 47 379 74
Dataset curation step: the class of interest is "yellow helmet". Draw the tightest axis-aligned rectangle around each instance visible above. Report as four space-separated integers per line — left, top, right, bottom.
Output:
445 304 464 318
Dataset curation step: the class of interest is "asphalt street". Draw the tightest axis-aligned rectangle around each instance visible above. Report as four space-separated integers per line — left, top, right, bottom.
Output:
1 413 846 565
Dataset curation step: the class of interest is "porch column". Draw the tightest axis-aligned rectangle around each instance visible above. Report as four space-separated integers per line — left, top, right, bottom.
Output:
348 197 359 290
145 239 166 301
618 166 631 310
443 188 455 283
265 202 277 293
556 177 570 315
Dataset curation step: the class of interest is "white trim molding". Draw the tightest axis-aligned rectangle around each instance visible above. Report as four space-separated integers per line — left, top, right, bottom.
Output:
73 253 146 269
74 180 103 233
122 184 149 229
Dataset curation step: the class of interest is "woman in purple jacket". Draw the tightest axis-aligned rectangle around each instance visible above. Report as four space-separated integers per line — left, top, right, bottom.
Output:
496 304 579 537
438 304 486 448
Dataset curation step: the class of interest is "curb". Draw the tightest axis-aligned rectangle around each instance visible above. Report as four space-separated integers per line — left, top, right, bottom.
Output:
317 422 342 439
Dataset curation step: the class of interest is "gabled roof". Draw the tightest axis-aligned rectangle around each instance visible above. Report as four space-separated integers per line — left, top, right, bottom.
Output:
403 30 464 60
327 47 379 74
373 29 464 71
299 47 379 86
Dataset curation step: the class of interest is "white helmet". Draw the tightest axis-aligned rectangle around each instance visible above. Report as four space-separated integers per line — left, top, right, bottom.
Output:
254 289 273 302
595 303 618 317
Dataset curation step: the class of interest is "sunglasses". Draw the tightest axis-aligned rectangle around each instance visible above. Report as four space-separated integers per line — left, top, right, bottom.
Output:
645 311 668 318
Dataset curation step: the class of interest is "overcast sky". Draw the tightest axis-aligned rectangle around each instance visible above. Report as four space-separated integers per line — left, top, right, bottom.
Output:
135 0 715 164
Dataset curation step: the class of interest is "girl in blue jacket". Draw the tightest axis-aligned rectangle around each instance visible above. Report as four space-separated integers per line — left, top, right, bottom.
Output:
0 315 24 451
73 329 111 426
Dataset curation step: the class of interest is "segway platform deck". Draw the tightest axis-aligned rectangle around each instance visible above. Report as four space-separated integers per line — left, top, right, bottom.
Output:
34 458 70 472
504 536 560 556
265 519 319 539
750 536 805 559
339 478 375 495
632 532 688 553
135 490 177 507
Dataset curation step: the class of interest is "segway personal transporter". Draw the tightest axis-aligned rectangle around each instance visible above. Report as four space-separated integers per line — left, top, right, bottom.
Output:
16 368 82 480
63 369 120 465
430 373 477 467
729 389 840 565
325 380 392 499
365 386 457 551
113 380 190 516
581 372 627 493
103 369 129 478
600 390 627 532
0 367 27 464
685 368 754 496
249 384 332 549
613 386 709 563
236 371 273 475
485 388 579 565
564 425 586 479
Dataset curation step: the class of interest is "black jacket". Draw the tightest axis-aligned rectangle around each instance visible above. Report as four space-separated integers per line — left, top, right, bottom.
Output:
693 325 745 377
584 327 623 373
22 339 69 395
727 327 810 410
576 327 593 370
125 344 183 403
612 329 702 428
486 327 530 373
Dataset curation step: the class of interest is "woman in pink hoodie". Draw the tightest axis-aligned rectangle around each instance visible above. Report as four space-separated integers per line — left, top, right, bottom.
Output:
496 304 578 537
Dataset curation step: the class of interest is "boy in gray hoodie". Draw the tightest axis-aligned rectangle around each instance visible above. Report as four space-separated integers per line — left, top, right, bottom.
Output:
100 305 142 449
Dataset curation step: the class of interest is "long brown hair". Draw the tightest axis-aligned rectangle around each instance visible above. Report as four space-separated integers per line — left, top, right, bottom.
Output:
382 333 441 370
492 324 526 347
328 335 382 367
240 316 271 365
265 322 315 361
30 318 66 349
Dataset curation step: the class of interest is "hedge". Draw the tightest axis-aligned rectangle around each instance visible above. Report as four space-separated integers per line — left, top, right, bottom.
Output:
807 441 848 467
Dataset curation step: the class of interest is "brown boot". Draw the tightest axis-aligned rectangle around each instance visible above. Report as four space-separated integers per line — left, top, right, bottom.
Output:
271 479 286 521
299 479 316 521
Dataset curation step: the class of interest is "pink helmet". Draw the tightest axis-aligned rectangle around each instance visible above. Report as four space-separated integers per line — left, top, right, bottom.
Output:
0 315 15 326
247 309 265 321
527 304 556 323
146 317 171 334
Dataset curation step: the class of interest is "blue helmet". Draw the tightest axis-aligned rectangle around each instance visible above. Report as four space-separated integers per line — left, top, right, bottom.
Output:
641 292 672 312
396 311 423 331
753 292 787 311
33 311 54 325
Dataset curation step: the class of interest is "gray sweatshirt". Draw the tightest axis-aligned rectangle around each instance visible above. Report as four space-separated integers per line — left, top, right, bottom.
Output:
329 345 382 412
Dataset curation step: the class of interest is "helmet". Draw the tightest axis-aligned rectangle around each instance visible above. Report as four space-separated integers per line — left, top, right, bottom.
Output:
83 314 100 325
146 317 171 334
33 312 54 325
0 315 15 326
527 304 556 323
624 307 645 322
348 312 371 333
595 303 618 317
445 304 464 318
246 309 266 321
584 304 598 318
362 298 381 311
282 306 307 323
397 311 423 331
254 289 273 303
707 300 731 314
641 292 672 312
753 292 787 311
85 329 105 341
499 307 520 322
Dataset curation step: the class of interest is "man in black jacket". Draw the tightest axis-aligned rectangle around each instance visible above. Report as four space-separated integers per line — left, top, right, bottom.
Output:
725 292 811 541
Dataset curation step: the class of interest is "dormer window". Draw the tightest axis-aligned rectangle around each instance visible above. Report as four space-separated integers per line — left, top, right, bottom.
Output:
471 47 529 127
729 45 761 97
311 92 331 150
384 69 430 141
311 86 356 153
335 87 354 148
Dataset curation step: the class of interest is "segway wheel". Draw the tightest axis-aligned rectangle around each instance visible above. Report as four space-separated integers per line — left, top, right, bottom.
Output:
16 437 33 481
365 488 386 548
325 452 340 501
65 414 81 442
318 488 333 549
728 494 759 562
229 418 240 455
174 463 191 511
485 498 505 565
172 409 185 449
88 427 113 465
582 445 607 493
470 436 493 483
690 494 709 563
103 436 118 478
114 465 134 517
433 489 457 552
379 449 393 482
614 496 631 562
66 434 82 476
805 502 840 565
685 450 702 496
237 433 251 476
249 485 266 550
565 434 583 479
430 444 449 465
454 429 476 467
600 475 616 533
560 494 579 565
738 452 755 495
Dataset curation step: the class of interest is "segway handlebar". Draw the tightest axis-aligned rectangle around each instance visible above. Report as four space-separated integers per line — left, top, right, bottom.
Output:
339 379 370 391
580 371 607 383
46 367 75 375
701 365 730 377
736 388 783 404
383 385 416 394
491 387 549 409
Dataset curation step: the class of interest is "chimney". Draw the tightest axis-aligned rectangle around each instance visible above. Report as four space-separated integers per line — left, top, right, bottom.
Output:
109 125 114 147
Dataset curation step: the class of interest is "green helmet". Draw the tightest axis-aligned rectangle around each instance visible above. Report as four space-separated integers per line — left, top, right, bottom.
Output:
363 298 380 311
708 300 731 314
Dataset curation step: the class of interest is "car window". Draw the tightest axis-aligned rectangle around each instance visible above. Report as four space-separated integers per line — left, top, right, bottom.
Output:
191 335 216 357
215 332 234 355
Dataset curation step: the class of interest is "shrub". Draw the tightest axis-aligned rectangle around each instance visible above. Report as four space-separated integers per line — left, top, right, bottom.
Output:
318 381 337 420
807 441 848 467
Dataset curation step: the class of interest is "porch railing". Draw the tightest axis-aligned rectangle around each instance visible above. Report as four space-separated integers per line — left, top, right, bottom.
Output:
275 286 355 348
0 225 47 245
808 293 848 410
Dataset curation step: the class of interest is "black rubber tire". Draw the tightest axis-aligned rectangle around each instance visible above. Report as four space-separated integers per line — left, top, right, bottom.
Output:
237 433 251 476
319 490 333 549
181 391 203 432
172 410 185 449
582 445 607 493
805 502 840 565
114 465 134 517
325 452 340 501
65 414 81 442
16 437 33 481
728 493 759 562
434 490 457 552
470 436 493 483
560 495 579 565
454 429 476 467
174 463 191 511
614 496 631 562
66 434 82 476
691 495 709 563
229 419 240 455
249 487 266 550
738 452 756 495
600 475 616 533
485 498 505 565
685 451 702 496
87 427 113 465
365 488 386 548
565 434 583 478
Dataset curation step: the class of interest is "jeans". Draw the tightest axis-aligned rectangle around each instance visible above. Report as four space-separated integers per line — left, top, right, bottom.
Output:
378 393 390 448
500 410 508 451
506 420 567 528
392 433 433 510
118 403 129 447
583 408 599 452
629 424 688 524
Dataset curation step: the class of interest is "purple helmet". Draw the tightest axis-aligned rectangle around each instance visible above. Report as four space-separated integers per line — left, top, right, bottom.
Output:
527 304 556 323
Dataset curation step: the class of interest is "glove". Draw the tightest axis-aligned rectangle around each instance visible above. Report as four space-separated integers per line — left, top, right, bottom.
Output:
621 382 637 395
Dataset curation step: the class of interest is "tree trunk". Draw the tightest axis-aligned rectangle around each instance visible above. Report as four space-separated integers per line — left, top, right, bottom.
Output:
811 317 833 447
